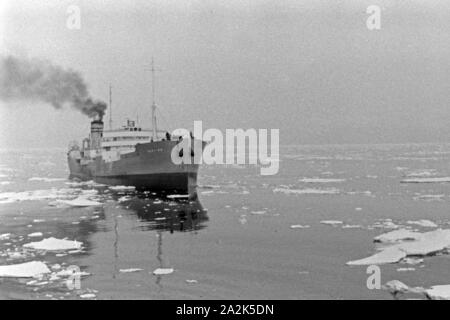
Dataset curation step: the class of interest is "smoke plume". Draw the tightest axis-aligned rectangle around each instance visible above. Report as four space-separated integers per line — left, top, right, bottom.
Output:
0 55 107 119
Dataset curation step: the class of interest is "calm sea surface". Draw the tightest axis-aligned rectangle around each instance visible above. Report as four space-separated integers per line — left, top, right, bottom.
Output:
1 143 450 299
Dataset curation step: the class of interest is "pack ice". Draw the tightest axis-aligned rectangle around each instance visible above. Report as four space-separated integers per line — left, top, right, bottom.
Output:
57 197 102 207
347 229 450 265
0 261 50 278
23 237 83 251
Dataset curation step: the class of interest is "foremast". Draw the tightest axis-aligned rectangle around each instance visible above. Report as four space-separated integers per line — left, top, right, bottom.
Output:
151 57 158 140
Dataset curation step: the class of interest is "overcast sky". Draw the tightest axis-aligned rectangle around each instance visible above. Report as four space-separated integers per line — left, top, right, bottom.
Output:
1 0 450 148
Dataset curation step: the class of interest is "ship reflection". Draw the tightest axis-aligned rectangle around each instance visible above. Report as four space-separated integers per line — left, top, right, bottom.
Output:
112 192 208 294
118 192 208 233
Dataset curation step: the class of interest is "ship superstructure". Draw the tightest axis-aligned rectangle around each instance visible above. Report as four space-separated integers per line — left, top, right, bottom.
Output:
67 60 204 195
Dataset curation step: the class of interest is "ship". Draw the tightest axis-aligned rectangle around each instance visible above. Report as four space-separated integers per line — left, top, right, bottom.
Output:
67 61 205 196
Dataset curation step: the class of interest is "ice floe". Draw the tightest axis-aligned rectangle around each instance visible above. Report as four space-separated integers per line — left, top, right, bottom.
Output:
342 224 362 229
119 268 143 273
401 177 450 183
320 220 343 226
273 187 340 195
401 257 424 265
152 268 174 275
118 196 132 202
348 229 450 265
374 229 422 243
27 232 43 238
370 219 400 230
397 267 415 272
406 220 438 228
382 280 411 296
0 261 50 278
382 281 450 300
251 210 266 215
0 189 62 204
109 185 135 191
347 247 407 266
290 224 310 229
406 169 436 177
28 177 66 182
23 237 82 251
57 197 102 207
425 285 450 300
167 194 190 199
0 233 11 240
186 279 198 284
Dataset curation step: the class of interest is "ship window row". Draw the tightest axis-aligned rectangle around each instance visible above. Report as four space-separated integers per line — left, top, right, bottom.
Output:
103 145 137 150
103 136 150 142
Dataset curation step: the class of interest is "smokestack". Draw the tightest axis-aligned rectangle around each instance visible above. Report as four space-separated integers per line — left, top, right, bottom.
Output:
0 55 107 119
90 117 104 150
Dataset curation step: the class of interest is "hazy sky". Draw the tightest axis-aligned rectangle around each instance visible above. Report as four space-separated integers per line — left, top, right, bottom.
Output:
1 0 450 148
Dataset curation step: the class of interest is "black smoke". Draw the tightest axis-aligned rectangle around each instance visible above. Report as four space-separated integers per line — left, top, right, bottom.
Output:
0 55 107 118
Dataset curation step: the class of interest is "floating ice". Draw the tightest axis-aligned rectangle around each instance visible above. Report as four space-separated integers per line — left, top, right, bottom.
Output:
290 224 310 229
342 224 362 229
401 257 424 265
406 169 436 177
346 247 407 266
251 210 266 215
374 229 422 243
425 285 450 300
397 267 415 272
407 220 438 228
109 185 135 191
80 293 96 299
118 196 132 202
299 178 345 183
0 261 50 278
0 233 11 240
348 229 450 265
383 280 410 295
167 194 190 199
119 268 143 273
152 268 174 275
58 197 102 207
346 190 373 196
320 220 343 226
401 177 450 183
371 220 400 230
186 279 198 284
0 189 63 204
0 181 11 185
27 232 43 238
274 187 340 195
23 237 82 251
394 229 450 256
28 177 66 182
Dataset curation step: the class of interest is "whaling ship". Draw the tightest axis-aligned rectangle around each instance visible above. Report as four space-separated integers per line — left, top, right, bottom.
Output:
67 61 205 195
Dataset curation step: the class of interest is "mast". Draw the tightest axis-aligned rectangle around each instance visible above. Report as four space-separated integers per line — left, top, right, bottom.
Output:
151 57 157 140
109 84 113 130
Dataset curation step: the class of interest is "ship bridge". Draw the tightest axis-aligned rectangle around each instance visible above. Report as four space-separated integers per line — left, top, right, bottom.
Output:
101 119 168 160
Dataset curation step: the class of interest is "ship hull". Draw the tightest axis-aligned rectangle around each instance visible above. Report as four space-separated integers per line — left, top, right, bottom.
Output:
68 139 204 195
95 172 197 193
